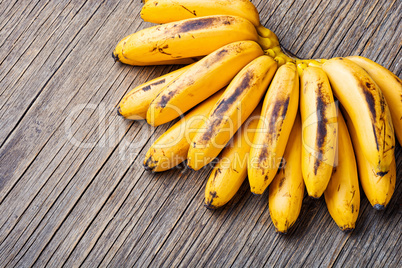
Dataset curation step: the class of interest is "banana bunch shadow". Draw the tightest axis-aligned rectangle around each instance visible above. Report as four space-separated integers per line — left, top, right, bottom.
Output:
114 0 401 234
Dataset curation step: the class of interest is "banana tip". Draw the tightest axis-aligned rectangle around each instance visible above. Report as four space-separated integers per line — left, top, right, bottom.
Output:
143 157 156 172
276 229 288 235
112 51 119 62
341 227 354 233
204 203 217 210
143 164 155 172
374 204 385 211
117 107 123 117
185 164 195 172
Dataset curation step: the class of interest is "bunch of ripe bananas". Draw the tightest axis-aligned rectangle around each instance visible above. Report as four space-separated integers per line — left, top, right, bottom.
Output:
113 0 401 233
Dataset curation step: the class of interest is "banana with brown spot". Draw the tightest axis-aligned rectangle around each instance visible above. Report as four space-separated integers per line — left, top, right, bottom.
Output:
324 112 360 232
143 90 223 172
113 15 275 65
147 41 264 126
343 108 396 210
112 36 199 66
323 58 395 173
347 56 402 145
204 105 261 209
188 55 277 170
248 62 299 195
300 66 338 198
140 0 279 39
269 113 304 234
118 64 193 120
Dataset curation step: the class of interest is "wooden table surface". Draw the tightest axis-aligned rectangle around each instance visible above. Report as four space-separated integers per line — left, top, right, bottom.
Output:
0 0 401 267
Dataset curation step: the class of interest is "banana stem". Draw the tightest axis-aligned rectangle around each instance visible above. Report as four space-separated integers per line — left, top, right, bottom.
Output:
265 46 296 66
296 59 327 75
264 43 328 69
256 25 278 39
257 36 279 50
256 26 281 50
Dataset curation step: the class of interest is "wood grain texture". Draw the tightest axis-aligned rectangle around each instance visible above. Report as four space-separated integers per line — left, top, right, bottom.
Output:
0 0 401 267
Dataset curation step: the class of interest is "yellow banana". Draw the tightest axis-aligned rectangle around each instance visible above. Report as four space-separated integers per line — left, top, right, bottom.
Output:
118 64 193 120
147 41 264 126
300 66 338 198
322 58 395 173
113 36 200 66
343 108 396 210
187 55 277 171
324 112 360 232
143 90 223 172
113 15 275 65
140 0 279 39
248 62 299 195
204 105 261 209
347 56 402 145
268 113 304 234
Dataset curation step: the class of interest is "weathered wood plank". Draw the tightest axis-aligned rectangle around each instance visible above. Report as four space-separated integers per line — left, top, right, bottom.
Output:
0 1 40 44
0 0 72 90
390 46 402 78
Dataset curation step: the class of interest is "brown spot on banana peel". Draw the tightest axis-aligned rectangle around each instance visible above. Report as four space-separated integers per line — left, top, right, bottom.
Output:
159 90 177 108
278 176 286 189
259 148 268 164
200 70 254 142
156 49 229 108
180 5 197 16
257 97 290 165
141 78 166 92
359 79 390 152
314 85 329 175
371 124 380 152
143 157 158 171
332 167 337 175
176 16 232 33
205 191 218 210
212 168 221 184
279 158 286 169
361 84 377 125
269 97 290 134
376 170 389 177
